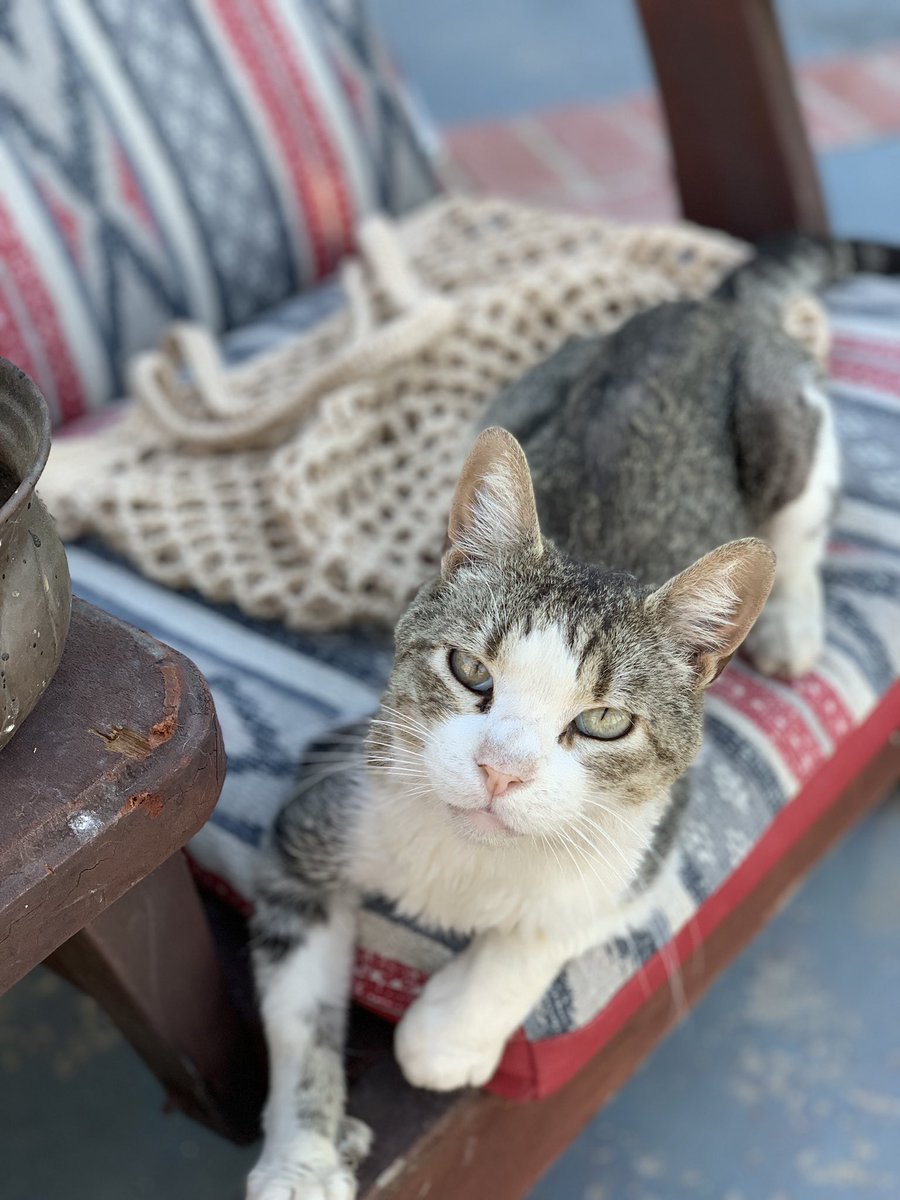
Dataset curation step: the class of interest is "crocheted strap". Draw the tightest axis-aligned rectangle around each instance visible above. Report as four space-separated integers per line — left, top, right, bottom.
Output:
126 216 457 451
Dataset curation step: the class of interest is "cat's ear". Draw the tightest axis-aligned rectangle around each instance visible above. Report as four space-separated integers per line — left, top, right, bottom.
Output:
443 427 543 577
647 538 776 687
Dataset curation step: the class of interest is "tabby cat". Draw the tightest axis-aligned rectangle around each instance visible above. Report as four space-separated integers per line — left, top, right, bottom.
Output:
246 236 900 1200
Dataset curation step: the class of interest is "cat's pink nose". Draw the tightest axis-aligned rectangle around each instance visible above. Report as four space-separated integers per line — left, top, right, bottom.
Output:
479 764 524 799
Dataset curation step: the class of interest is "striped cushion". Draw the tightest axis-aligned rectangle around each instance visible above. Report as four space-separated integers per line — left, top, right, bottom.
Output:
0 0 436 424
64 276 900 1101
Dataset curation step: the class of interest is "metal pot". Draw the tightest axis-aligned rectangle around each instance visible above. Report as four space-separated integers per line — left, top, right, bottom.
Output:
0 358 72 750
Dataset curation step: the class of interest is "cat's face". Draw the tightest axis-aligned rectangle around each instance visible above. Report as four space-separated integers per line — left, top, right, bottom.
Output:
376 429 774 860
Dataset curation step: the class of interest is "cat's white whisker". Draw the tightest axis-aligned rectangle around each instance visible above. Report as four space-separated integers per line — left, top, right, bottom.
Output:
538 831 566 880
551 831 597 907
581 799 665 869
554 828 616 901
572 812 641 875
650 911 687 1019
376 704 432 739
566 822 631 894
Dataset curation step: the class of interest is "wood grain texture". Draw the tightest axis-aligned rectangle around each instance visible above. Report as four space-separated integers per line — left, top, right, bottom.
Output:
0 599 224 992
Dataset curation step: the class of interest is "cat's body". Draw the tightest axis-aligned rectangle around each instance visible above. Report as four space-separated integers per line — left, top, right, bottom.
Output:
492 298 818 581
246 236 899 1200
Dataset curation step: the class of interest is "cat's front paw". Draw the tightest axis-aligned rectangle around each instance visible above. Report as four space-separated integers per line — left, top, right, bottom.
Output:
743 589 825 680
247 1139 358 1200
395 996 505 1091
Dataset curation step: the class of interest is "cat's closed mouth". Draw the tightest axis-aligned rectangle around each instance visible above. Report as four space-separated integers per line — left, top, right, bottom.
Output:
452 805 520 840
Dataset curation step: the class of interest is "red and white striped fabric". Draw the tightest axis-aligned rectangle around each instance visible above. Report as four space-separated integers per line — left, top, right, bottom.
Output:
0 0 436 423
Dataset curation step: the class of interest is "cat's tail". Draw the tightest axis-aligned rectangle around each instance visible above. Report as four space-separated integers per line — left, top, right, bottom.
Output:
715 233 900 303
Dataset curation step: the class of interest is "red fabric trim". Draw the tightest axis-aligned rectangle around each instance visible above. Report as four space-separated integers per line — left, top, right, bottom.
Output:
353 948 428 1020
833 332 900 365
792 671 854 742
0 271 40 391
486 679 900 1100
713 665 828 781
211 0 354 277
187 856 253 918
0 197 86 422
829 358 900 394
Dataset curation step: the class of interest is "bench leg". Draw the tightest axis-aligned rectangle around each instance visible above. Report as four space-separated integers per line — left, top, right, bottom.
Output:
46 851 265 1144
637 0 829 239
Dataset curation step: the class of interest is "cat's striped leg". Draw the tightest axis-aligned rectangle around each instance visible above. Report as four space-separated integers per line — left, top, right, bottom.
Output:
248 874 367 1200
744 384 840 679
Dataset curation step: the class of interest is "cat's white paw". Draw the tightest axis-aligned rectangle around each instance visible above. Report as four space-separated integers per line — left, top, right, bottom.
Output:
337 1117 373 1171
247 1145 357 1200
395 995 505 1091
743 588 825 680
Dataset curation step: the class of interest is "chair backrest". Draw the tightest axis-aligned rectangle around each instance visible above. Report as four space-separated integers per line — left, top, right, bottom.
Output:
0 0 437 425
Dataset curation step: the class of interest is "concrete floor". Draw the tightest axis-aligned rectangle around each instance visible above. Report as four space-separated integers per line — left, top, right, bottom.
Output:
3 3 900 1198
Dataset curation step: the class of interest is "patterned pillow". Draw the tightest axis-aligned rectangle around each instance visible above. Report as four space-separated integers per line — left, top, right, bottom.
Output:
0 0 437 424
64 275 900 1102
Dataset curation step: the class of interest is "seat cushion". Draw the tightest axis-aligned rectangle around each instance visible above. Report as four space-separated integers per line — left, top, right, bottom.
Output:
0 0 437 424
64 275 900 1101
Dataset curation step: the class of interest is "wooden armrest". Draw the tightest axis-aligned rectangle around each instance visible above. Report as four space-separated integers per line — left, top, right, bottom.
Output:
637 0 829 239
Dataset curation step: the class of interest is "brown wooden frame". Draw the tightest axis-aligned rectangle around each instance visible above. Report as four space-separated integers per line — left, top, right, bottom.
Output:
0 600 261 1143
637 0 829 239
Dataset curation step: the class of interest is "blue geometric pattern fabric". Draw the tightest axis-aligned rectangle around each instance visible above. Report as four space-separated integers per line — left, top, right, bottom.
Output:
0 0 437 421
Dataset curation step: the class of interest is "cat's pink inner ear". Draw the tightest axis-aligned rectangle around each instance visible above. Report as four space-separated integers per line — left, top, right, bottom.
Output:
648 538 777 687
442 427 543 576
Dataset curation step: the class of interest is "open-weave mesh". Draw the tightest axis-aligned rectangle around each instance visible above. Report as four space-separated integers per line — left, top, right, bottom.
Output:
42 197 829 630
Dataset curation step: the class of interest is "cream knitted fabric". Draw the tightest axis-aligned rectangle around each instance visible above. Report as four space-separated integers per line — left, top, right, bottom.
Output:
42 197 829 630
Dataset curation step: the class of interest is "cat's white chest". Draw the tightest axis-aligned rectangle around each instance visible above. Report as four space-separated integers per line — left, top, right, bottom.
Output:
351 779 603 940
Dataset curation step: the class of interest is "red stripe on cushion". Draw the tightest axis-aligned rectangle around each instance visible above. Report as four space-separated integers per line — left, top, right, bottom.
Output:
833 332 900 366
353 948 428 1020
0 279 41 392
488 679 900 1100
113 144 157 236
35 179 83 266
831 335 900 395
791 671 855 742
211 0 354 277
831 358 900 394
0 198 86 422
712 666 827 781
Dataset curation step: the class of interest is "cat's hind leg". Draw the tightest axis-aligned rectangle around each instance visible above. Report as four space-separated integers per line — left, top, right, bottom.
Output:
247 750 370 1200
743 383 839 679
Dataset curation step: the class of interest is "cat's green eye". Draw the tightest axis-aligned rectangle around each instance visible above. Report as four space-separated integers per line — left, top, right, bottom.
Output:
448 649 493 694
574 707 633 741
